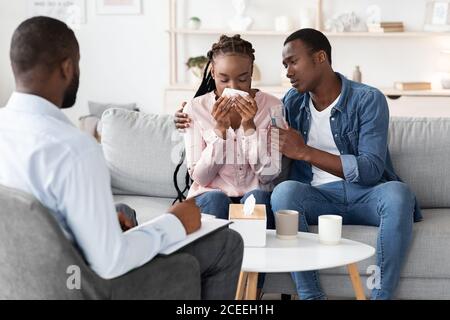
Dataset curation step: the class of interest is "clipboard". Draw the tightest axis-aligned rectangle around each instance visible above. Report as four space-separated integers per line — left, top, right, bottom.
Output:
159 215 232 255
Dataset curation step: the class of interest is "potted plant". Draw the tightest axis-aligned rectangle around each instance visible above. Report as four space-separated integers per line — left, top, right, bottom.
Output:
186 55 209 82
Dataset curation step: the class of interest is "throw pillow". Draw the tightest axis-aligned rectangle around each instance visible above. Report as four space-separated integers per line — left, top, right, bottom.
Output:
88 101 139 118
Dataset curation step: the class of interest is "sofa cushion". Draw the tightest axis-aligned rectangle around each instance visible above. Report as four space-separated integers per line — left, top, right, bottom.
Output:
113 195 173 224
88 101 138 118
388 117 450 208
0 185 108 299
102 109 187 198
0 186 201 300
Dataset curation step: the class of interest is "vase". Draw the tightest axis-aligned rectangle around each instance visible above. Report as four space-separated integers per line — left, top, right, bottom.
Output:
188 18 201 30
229 0 253 31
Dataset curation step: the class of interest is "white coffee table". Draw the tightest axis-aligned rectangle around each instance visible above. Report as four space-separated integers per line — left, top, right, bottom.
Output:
236 230 375 300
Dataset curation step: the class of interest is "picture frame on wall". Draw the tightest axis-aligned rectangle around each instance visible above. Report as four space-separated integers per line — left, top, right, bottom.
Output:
27 0 86 28
424 0 450 31
96 0 142 15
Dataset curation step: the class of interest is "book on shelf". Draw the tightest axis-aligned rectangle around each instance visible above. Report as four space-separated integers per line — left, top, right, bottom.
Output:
367 21 404 33
367 21 404 28
394 82 432 91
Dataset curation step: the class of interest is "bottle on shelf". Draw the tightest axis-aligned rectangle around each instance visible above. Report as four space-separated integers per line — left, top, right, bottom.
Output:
353 66 362 83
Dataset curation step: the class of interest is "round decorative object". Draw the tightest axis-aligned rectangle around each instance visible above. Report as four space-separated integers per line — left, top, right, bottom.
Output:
299 8 315 29
228 0 253 31
442 75 450 89
188 17 201 30
274 16 293 32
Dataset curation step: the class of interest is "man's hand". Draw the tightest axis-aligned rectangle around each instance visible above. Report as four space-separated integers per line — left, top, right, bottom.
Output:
117 211 137 232
174 102 191 130
278 127 310 161
277 127 345 178
167 198 201 235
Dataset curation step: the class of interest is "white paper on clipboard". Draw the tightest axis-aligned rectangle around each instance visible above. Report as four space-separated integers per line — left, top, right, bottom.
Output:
160 215 232 255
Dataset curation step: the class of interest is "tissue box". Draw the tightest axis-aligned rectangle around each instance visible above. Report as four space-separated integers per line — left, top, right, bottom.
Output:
229 204 266 247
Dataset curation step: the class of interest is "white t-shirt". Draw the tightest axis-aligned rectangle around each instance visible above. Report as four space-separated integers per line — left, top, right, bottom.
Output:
307 95 343 187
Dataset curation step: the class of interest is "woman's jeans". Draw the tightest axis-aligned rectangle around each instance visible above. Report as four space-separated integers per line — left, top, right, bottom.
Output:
194 190 275 229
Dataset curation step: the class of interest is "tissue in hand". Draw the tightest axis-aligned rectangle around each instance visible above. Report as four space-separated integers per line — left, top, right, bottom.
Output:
222 88 250 98
229 195 267 247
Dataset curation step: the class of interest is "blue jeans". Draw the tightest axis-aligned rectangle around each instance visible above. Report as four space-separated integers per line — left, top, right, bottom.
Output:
194 190 275 229
270 180 415 300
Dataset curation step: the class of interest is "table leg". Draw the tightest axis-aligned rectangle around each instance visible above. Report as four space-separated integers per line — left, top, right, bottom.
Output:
245 272 259 300
235 272 248 300
347 263 366 300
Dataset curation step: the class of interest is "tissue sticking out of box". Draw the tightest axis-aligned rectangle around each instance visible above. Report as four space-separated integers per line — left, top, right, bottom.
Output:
243 194 256 216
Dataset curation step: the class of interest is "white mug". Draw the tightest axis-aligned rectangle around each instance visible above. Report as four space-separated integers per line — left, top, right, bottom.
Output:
318 215 342 245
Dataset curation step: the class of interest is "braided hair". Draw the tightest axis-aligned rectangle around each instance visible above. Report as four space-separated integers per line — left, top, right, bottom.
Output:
194 34 256 98
173 35 256 204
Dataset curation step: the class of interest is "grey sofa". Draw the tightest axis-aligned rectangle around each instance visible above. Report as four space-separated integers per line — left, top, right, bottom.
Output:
0 181 201 300
101 110 450 300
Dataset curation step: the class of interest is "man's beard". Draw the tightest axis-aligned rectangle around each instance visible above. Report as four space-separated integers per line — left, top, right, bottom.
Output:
61 72 79 109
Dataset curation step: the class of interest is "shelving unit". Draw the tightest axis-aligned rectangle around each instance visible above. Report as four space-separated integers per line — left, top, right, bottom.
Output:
167 0 324 85
170 28 450 38
167 83 450 96
164 84 450 115
165 0 450 114
382 88 450 98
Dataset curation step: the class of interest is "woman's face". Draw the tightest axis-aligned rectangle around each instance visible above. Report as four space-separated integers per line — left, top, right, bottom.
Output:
211 54 253 97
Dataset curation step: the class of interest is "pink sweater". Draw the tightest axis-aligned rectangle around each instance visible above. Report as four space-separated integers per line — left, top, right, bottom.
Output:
184 91 283 199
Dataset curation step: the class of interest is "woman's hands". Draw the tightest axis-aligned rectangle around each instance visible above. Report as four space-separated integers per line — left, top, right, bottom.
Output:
212 96 232 138
233 95 257 134
174 93 258 137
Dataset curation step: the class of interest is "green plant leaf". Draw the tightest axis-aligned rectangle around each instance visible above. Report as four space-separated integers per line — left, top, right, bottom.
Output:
186 55 208 69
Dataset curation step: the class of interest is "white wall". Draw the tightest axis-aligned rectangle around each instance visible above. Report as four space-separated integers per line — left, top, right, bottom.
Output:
0 1 22 110
0 0 169 124
0 0 449 124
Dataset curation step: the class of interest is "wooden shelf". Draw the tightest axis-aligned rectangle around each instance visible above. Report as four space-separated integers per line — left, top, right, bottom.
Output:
325 32 450 38
167 84 450 97
167 29 290 36
164 84 450 115
167 29 450 38
166 84 290 93
382 88 450 97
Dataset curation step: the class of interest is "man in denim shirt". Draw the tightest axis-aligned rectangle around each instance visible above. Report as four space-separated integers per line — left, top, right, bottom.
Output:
269 29 422 300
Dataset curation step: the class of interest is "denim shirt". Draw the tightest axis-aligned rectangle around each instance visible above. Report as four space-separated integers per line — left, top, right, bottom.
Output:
282 73 422 222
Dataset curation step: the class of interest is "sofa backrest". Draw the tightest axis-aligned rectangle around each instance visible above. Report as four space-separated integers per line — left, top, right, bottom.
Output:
0 185 107 299
101 108 186 198
101 111 450 208
388 117 450 208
